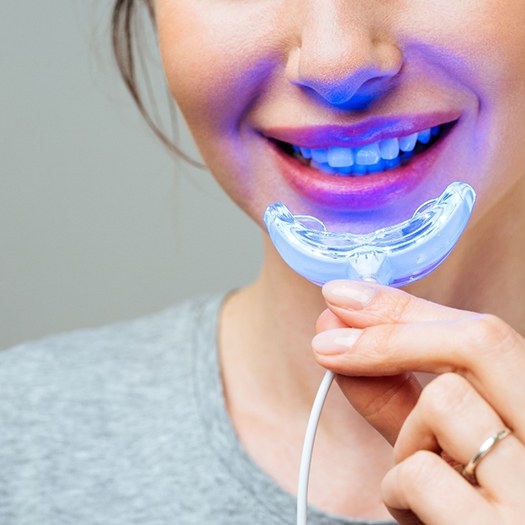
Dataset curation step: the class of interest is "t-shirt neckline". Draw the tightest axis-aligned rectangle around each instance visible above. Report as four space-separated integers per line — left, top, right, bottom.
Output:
192 292 397 525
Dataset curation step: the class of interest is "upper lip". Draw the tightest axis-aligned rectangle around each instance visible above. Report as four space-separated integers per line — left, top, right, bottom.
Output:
262 111 461 149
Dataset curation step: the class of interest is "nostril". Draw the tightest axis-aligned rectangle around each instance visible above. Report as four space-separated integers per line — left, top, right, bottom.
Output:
330 92 378 111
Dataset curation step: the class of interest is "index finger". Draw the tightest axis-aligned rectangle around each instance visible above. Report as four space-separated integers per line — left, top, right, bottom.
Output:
321 280 475 328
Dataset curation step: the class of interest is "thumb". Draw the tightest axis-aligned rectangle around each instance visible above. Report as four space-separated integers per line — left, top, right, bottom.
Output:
315 309 421 446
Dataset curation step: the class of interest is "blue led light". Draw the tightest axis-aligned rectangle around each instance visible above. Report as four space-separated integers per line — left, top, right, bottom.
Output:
264 182 476 287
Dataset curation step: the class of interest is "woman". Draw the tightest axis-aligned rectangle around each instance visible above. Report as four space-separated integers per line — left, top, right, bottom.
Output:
1 1 524 523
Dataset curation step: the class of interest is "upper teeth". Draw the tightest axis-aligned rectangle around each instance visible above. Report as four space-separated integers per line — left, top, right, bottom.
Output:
296 126 439 168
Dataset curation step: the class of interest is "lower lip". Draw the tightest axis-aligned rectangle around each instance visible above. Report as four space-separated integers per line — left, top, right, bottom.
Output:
267 123 457 211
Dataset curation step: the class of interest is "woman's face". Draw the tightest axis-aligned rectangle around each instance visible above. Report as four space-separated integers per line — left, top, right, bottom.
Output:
153 0 525 233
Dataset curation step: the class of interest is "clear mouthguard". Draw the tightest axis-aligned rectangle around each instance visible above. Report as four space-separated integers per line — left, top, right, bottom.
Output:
264 182 476 287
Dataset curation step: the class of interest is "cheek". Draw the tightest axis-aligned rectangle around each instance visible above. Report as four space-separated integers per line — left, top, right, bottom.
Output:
399 1 525 83
460 3 525 191
153 1 289 221
401 1 525 193
154 2 282 135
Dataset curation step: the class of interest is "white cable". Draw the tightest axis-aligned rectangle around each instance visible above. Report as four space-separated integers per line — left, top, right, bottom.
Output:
296 278 377 524
296 369 335 525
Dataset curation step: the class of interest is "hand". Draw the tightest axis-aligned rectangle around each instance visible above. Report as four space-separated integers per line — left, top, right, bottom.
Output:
312 280 525 525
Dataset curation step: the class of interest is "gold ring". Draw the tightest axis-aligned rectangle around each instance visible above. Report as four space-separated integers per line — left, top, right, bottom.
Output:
461 428 512 485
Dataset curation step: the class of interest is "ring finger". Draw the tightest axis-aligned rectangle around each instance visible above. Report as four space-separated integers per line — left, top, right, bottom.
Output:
394 372 525 497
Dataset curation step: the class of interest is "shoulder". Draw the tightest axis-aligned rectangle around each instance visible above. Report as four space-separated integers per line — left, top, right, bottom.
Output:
0 293 229 521
0 292 226 408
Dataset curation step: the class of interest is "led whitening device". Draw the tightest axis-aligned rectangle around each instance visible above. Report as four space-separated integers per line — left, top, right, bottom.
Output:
264 181 476 288
263 181 476 525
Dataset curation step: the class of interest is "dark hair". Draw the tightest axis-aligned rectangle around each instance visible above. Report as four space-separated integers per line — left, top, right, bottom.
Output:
111 0 205 168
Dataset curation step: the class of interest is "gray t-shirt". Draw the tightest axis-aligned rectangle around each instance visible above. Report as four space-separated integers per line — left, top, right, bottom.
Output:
0 293 397 525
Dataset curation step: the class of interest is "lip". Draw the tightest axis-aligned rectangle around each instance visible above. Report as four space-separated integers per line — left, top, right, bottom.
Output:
265 117 459 212
262 111 461 149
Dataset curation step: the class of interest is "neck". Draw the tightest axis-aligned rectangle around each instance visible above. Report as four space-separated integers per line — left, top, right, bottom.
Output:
220 176 525 424
220 239 329 411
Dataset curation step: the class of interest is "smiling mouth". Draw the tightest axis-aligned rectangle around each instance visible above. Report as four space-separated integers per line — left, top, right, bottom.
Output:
271 120 457 177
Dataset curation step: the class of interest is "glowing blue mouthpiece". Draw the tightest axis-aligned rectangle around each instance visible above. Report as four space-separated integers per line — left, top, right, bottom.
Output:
263 181 476 287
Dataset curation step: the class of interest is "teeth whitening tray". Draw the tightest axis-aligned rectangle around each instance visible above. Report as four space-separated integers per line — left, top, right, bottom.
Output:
263 181 476 525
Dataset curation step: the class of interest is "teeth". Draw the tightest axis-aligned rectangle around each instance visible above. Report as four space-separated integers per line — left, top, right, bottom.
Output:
336 165 353 175
290 124 442 175
352 163 368 176
354 142 380 165
367 159 386 173
311 160 336 174
311 148 328 163
300 147 312 159
398 133 418 152
417 128 432 144
383 157 401 169
327 147 354 168
379 138 400 160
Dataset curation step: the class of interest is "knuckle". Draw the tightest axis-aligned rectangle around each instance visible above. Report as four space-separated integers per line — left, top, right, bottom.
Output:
459 314 517 363
398 450 440 491
476 314 513 347
418 373 472 420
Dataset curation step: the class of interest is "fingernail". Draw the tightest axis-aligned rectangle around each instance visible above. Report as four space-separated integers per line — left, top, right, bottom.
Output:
312 328 362 355
322 281 375 309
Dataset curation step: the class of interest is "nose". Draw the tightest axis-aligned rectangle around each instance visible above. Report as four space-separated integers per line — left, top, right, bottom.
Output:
286 2 403 109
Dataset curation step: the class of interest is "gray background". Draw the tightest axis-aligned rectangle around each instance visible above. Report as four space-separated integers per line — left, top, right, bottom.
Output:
1 1 262 350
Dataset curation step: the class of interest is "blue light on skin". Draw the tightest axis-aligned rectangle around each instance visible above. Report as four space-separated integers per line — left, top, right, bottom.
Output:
311 91 378 110
264 181 476 287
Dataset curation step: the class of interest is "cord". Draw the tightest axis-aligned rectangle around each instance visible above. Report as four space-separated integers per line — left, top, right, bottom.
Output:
297 277 378 524
296 369 335 525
